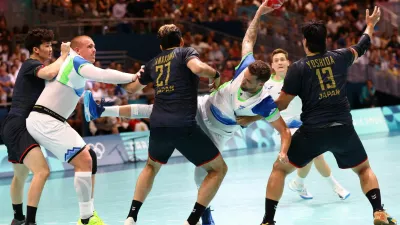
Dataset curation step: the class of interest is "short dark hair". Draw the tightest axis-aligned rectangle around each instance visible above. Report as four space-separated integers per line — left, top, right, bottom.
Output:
271 48 289 60
301 20 327 53
248 60 271 82
157 24 182 49
24 28 54 53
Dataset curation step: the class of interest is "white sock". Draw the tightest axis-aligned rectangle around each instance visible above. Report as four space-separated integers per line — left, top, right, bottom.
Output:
74 172 93 219
295 175 305 186
131 104 153 118
102 106 119 117
194 167 207 189
91 198 95 212
326 173 339 188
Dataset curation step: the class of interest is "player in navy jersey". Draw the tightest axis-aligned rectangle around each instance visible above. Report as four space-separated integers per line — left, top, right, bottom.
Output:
122 24 227 225
260 6 397 225
0 29 70 225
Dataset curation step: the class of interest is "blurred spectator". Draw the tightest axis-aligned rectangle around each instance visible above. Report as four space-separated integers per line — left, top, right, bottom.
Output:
359 80 377 108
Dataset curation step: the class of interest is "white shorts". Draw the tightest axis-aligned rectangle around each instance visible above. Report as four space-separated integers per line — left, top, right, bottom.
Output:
196 96 232 151
26 111 86 162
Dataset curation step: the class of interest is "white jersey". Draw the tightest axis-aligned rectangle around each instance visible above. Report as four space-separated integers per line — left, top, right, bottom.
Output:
264 75 303 129
198 57 280 137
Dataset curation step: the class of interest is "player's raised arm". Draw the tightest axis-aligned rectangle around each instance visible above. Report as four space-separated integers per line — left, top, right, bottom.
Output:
349 6 381 63
241 0 281 57
37 42 70 80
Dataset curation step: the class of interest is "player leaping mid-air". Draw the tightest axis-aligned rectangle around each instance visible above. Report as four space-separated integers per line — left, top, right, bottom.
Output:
256 6 396 225
238 48 350 201
83 2 291 225
26 35 140 225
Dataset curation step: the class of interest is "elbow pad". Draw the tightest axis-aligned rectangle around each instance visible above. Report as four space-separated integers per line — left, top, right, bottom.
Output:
351 34 371 57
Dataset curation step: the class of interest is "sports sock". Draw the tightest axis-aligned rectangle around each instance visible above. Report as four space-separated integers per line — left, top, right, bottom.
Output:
26 206 37 224
13 203 24 220
366 188 384 212
74 172 93 222
187 202 206 225
102 106 119 117
294 174 305 186
128 200 143 222
326 173 339 188
91 198 95 213
262 198 279 224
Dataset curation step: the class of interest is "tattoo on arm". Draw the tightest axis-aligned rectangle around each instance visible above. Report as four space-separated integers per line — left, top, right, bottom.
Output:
242 11 262 57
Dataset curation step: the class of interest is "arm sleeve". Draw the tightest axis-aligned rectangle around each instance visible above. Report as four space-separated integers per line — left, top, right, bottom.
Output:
251 96 281 122
181 47 200 64
79 63 134 84
281 63 302 96
234 53 255 80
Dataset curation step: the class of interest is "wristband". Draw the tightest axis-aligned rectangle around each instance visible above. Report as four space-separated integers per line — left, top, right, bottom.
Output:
215 71 220 79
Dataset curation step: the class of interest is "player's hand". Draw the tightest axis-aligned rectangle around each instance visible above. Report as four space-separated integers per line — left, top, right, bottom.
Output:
366 6 381 27
132 65 145 82
60 42 71 56
278 151 289 164
209 74 221 92
236 116 259 127
259 0 285 15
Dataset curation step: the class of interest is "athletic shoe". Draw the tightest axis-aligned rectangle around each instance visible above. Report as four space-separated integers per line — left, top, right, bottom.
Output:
201 207 215 225
374 208 398 225
83 91 105 122
261 222 275 225
10 218 25 225
77 214 106 225
288 179 313 199
333 183 350 200
124 217 136 225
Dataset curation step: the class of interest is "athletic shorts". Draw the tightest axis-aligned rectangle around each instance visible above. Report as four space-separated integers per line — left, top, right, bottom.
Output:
148 125 221 166
26 111 86 163
287 124 368 169
1 114 40 164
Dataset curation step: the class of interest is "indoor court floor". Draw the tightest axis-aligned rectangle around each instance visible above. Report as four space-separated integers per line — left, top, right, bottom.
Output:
0 133 399 225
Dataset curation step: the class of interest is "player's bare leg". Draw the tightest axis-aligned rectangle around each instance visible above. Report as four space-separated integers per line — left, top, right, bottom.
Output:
10 164 29 224
19 147 50 225
124 159 162 225
261 159 296 225
352 160 396 225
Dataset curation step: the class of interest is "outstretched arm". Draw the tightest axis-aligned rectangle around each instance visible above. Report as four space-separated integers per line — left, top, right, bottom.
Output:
79 64 137 84
241 0 278 57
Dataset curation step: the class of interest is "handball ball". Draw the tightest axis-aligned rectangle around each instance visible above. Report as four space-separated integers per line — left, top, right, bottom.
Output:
267 0 284 9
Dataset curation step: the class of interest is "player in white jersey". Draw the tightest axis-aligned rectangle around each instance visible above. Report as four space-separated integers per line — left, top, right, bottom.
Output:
261 48 350 200
25 35 140 225
83 3 291 225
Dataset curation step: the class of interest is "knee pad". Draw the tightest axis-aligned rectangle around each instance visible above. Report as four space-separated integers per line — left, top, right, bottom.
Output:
89 149 97 174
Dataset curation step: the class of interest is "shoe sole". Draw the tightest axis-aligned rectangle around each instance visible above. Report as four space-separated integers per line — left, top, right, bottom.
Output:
339 192 351 200
288 183 313 200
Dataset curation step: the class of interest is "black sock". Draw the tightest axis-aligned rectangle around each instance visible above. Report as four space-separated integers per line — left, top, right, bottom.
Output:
128 200 143 222
262 198 279 224
26 206 37 224
13 203 24 220
187 202 206 225
366 188 384 212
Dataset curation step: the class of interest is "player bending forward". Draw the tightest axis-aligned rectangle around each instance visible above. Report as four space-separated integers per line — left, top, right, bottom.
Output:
83 2 291 225
26 35 139 225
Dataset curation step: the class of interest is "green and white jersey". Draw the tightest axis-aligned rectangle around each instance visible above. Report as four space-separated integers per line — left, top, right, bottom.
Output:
199 53 281 136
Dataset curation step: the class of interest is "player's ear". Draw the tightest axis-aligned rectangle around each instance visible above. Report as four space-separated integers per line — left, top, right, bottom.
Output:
159 45 163 51
180 38 184 47
33 46 40 55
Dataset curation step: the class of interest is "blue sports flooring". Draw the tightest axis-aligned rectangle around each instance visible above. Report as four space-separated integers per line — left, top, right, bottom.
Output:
0 134 399 225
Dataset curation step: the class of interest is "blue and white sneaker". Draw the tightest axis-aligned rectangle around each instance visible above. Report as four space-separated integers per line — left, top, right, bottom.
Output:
83 91 105 122
201 207 215 225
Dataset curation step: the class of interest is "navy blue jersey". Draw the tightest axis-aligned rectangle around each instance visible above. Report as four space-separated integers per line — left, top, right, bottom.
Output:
9 59 45 118
139 47 200 127
282 48 355 128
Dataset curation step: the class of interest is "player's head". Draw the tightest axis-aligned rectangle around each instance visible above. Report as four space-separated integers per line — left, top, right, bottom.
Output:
71 35 96 63
241 60 271 93
24 28 54 62
157 24 184 50
301 20 327 54
271 48 289 76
